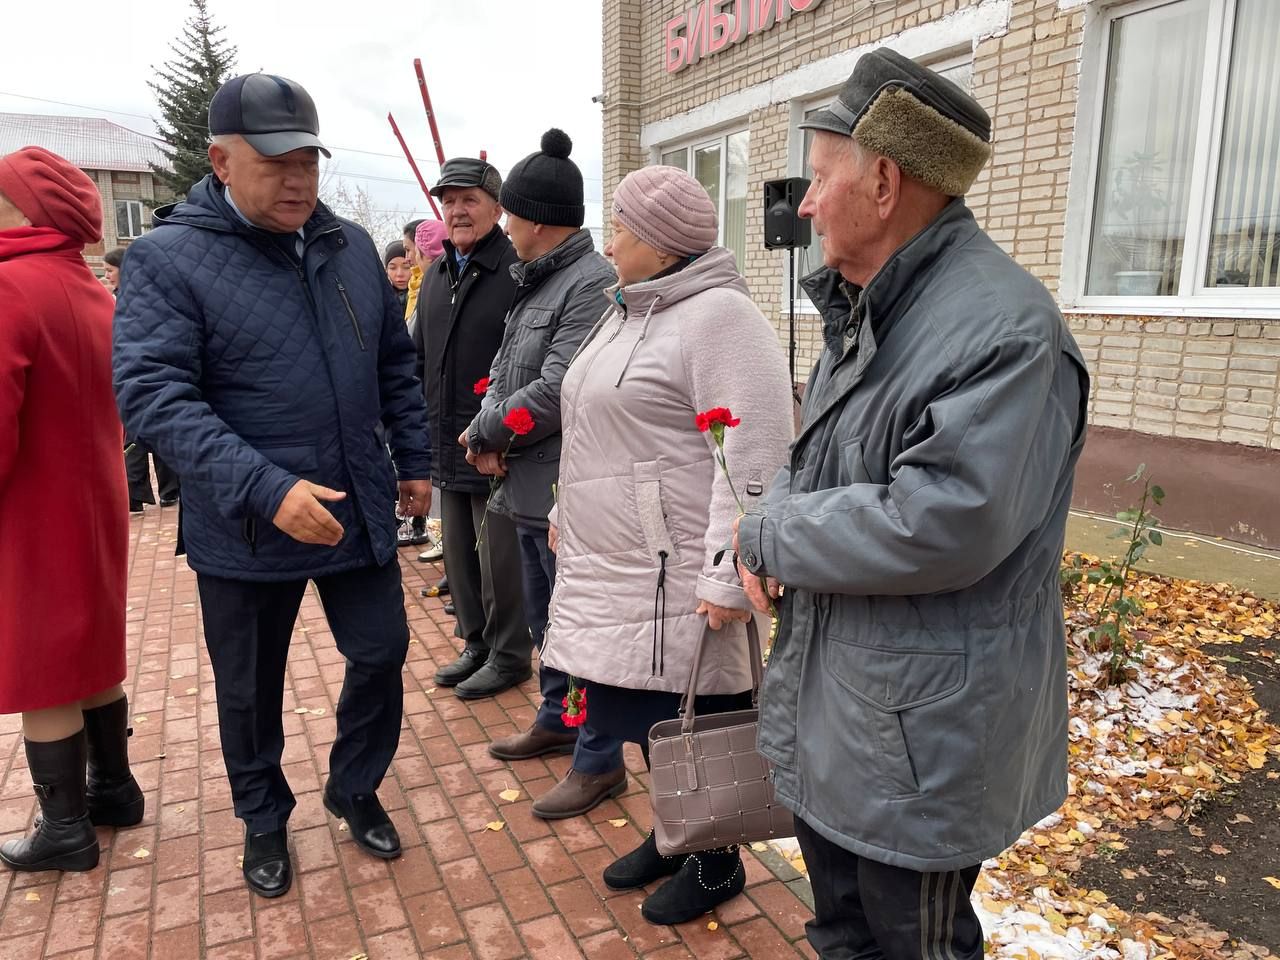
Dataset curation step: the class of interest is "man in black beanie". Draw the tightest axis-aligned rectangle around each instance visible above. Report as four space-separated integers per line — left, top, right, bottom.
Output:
465 130 625 819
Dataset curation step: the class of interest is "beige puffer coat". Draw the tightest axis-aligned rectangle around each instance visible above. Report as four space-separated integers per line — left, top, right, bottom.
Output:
541 248 793 695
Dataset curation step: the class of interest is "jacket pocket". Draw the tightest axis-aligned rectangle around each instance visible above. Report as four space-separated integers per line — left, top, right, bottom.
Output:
824 638 966 797
632 460 678 562
838 438 871 485
513 307 554 372
254 441 320 477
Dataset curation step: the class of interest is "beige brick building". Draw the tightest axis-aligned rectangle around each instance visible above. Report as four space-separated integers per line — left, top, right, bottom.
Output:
0 113 170 274
601 0 1280 546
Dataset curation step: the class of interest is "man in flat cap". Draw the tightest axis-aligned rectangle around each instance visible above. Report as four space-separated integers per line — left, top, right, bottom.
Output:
412 158 530 700
734 49 1090 958
114 74 432 898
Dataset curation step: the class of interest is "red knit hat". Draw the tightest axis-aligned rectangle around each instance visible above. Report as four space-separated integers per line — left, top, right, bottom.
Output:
0 146 103 244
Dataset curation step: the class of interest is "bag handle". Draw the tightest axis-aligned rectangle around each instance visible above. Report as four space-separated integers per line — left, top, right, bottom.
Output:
678 616 764 735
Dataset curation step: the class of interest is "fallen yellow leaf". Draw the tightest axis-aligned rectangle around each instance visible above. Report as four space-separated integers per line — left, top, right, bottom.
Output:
294 708 309 714
608 818 629 828
484 821 506 832
707 921 719 931
749 842 768 852
132 848 150 859
1264 877 1280 890
185 687 198 695
133 715 148 723
498 789 521 803
24 891 40 902
310 708 327 716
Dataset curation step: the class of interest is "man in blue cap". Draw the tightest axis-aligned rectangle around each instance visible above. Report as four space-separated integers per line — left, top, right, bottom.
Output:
113 73 431 899
734 49 1090 958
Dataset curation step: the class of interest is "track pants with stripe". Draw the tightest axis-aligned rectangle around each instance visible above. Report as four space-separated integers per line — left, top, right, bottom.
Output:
794 816 984 960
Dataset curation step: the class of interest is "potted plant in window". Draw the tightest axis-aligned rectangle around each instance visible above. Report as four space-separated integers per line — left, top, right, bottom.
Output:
1111 150 1168 296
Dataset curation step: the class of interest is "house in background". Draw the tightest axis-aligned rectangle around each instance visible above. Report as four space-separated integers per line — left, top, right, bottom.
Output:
0 112 171 274
600 0 1280 548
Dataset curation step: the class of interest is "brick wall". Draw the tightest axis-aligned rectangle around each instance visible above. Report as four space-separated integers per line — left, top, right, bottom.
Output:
83 168 165 274
1070 317 1280 451
601 0 1280 447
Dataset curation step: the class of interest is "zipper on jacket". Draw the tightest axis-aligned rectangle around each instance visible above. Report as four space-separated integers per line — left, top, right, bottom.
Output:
242 517 257 557
651 550 669 677
335 277 367 351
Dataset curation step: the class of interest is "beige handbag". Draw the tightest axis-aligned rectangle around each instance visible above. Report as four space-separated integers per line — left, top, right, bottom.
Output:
648 618 795 856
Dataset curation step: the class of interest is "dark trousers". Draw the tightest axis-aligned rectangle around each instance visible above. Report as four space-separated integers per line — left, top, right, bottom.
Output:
516 524 624 776
125 439 179 505
196 559 410 834
439 489 529 674
793 816 983 960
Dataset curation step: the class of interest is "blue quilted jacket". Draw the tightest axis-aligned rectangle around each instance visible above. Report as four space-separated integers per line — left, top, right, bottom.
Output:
113 176 431 581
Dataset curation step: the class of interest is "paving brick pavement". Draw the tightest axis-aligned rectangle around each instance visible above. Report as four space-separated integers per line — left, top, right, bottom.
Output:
0 507 815 959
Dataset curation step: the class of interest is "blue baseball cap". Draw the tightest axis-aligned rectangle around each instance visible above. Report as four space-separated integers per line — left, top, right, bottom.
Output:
208 73 331 158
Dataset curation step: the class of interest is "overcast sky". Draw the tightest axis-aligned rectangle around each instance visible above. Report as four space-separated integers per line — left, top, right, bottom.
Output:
0 0 605 241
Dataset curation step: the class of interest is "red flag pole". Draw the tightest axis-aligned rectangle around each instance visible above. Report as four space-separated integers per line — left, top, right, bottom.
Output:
387 112 441 219
415 58 448 167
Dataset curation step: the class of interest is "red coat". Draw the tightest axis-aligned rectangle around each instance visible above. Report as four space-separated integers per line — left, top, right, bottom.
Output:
0 227 127 712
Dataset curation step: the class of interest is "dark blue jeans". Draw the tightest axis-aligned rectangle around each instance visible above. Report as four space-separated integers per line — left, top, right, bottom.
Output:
516 524 624 776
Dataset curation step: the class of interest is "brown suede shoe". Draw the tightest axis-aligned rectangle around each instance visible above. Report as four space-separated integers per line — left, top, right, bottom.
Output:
488 723 578 761
532 767 627 821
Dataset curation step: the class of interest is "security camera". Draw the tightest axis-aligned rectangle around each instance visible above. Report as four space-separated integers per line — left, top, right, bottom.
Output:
591 93 608 105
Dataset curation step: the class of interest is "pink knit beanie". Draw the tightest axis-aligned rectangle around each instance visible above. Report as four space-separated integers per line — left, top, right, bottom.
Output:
612 165 718 257
415 219 447 259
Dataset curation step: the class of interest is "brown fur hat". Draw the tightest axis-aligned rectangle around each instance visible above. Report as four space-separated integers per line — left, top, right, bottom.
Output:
801 48 992 197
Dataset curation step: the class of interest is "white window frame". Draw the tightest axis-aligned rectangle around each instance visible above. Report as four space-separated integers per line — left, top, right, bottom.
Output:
784 46 977 313
653 124 750 253
1061 0 1280 317
115 199 145 240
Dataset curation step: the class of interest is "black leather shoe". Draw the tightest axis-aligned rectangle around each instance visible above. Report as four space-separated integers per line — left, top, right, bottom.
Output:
242 828 291 898
159 497 178 506
433 647 487 687
454 662 533 700
324 787 401 859
604 830 686 890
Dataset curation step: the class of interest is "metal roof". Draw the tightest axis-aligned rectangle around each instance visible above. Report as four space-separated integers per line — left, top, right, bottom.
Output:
0 112 169 173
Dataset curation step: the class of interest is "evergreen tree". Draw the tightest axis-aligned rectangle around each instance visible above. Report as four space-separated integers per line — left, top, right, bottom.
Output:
149 0 237 198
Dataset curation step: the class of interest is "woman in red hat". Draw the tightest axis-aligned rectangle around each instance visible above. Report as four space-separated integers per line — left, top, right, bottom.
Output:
0 146 142 873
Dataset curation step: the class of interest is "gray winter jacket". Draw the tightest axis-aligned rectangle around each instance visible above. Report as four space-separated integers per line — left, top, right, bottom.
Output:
737 200 1090 872
467 230 615 529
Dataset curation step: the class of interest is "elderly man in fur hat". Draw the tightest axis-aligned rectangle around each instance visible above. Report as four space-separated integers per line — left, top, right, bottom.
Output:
733 49 1090 958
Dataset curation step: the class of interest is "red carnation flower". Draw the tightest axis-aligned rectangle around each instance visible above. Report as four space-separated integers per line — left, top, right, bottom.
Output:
473 377 491 396
695 407 740 432
503 407 535 436
562 684 587 728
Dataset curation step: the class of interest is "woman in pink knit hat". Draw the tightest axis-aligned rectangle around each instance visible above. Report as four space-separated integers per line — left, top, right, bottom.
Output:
538 165 794 925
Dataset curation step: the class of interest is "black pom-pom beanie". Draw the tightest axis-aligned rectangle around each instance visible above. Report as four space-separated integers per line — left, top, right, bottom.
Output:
499 128 586 227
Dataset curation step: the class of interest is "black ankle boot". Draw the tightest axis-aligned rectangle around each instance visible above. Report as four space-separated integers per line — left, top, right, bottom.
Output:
83 697 144 827
603 830 686 890
640 845 745 925
0 732 100 873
